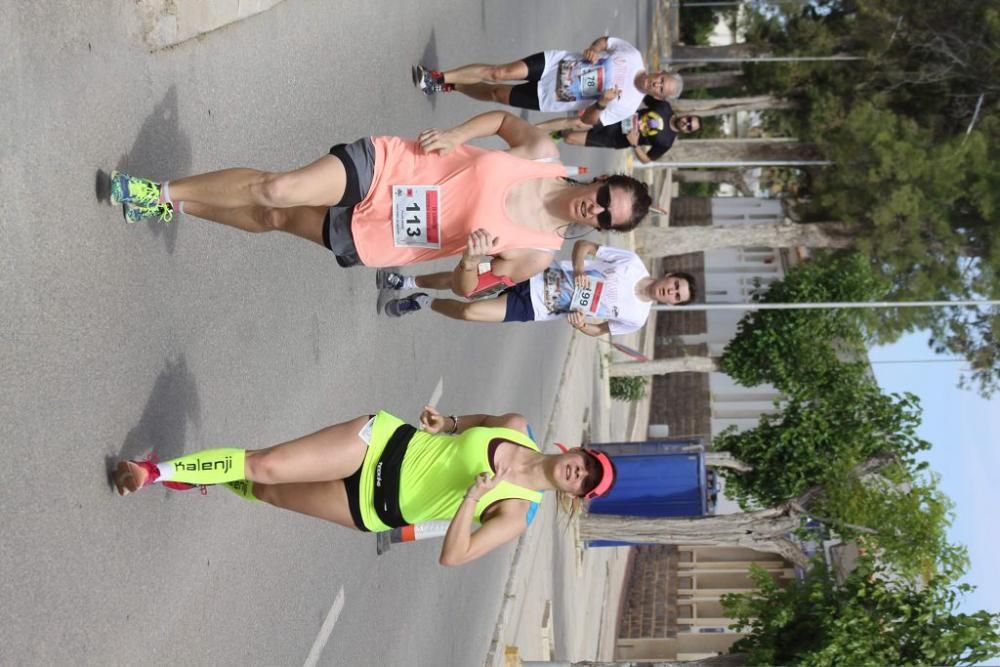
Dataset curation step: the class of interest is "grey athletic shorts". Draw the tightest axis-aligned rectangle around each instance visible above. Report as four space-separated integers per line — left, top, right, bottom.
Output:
323 137 376 267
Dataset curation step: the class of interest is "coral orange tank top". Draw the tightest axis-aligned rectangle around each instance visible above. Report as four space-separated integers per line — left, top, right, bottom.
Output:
351 136 568 267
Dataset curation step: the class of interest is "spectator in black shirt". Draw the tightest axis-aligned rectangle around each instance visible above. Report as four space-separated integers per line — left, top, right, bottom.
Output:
546 98 701 163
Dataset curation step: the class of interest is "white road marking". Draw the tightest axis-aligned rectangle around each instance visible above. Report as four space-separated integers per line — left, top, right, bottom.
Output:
302 587 345 667
427 377 444 408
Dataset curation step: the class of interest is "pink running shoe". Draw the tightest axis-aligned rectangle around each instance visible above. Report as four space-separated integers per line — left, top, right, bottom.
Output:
113 459 160 496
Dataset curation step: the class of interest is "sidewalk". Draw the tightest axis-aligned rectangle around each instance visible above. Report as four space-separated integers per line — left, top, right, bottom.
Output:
136 0 286 50
486 299 656 666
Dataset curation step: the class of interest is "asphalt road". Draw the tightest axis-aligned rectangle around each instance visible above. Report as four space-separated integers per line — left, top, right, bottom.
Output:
0 1 650 664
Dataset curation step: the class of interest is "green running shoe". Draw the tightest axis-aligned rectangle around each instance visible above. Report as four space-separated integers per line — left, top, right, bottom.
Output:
110 170 162 207
122 201 174 224
549 131 563 142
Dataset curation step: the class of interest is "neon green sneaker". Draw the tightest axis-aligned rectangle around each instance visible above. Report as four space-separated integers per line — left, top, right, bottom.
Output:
110 170 162 207
122 201 174 224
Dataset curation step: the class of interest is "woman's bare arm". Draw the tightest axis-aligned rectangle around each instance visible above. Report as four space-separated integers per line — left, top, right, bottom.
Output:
439 483 528 566
418 111 559 162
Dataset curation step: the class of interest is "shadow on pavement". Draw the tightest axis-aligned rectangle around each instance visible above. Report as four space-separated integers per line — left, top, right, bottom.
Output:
113 355 202 489
95 169 111 203
419 29 440 112
113 85 192 255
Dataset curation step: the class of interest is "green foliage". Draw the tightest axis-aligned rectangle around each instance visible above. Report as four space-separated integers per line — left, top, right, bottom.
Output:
723 559 1000 666
678 6 726 46
712 254 962 575
732 0 1000 396
741 0 1000 132
609 375 647 402
806 99 1000 396
720 252 887 394
819 468 963 579
714 376 930 509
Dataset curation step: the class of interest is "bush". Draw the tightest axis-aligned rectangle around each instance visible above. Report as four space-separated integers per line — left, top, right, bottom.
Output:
610 376 648 402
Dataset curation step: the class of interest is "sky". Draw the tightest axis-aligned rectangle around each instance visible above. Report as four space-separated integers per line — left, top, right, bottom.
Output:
870 332 1000 616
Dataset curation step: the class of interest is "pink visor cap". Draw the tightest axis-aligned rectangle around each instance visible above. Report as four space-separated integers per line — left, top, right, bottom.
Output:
555 443 617 500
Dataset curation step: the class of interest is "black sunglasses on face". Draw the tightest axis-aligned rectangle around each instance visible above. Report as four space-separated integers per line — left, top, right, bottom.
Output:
596 184 613 229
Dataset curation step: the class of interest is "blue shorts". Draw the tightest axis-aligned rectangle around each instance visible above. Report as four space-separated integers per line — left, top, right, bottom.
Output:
502 281 536 322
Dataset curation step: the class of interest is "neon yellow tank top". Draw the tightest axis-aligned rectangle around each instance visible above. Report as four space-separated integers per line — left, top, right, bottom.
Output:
359 411 543 532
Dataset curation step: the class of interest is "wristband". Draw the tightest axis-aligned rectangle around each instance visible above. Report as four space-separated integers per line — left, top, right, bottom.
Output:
447 415 460 434
595 101 606 110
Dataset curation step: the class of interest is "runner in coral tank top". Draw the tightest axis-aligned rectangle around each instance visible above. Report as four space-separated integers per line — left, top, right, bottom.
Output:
349 136 567 267
108 111 653 293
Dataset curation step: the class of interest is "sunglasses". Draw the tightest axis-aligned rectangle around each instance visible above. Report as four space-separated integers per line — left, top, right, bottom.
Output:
679 116 698 132
596 184 613 230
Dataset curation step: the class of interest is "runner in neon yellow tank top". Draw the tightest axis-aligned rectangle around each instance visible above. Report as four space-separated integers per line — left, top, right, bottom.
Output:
112 407 616 567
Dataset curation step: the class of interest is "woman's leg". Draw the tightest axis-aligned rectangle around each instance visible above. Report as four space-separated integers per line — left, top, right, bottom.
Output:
414 271 456 291
244 416 371 485
454 83 515 105
252 480 358 529
183 202 328 246
168 154 348 209
442 60 530 85
431 295 508 322
114 415 372 494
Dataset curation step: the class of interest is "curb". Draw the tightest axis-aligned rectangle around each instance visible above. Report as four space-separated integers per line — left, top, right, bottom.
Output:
137 0 288 50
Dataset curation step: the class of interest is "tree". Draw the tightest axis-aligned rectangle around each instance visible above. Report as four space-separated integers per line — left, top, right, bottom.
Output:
723 559 1000 666
673 95 799 117
718 253 885 392
580 453 922 569
610 355 720 378
671 43 768 63
635 220 853 255
734 0 1000 396
581 499 812 568
644 138 821 164
594 362 954 574
593 256 953 575
682 69 745 91
581 447 958 578
807 101 1000 396
713 378 928 505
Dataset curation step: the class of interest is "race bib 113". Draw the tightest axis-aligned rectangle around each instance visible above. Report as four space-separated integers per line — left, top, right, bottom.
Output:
392 185 441 248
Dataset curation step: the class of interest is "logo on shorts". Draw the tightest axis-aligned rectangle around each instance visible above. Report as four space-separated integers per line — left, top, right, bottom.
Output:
375 461 383 489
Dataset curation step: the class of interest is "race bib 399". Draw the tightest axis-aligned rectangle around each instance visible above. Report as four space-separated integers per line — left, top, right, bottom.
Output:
569 280 605 314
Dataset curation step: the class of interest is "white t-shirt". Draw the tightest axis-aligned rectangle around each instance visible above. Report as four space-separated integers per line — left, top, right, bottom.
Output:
528 246 652 335
537 37 646 125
